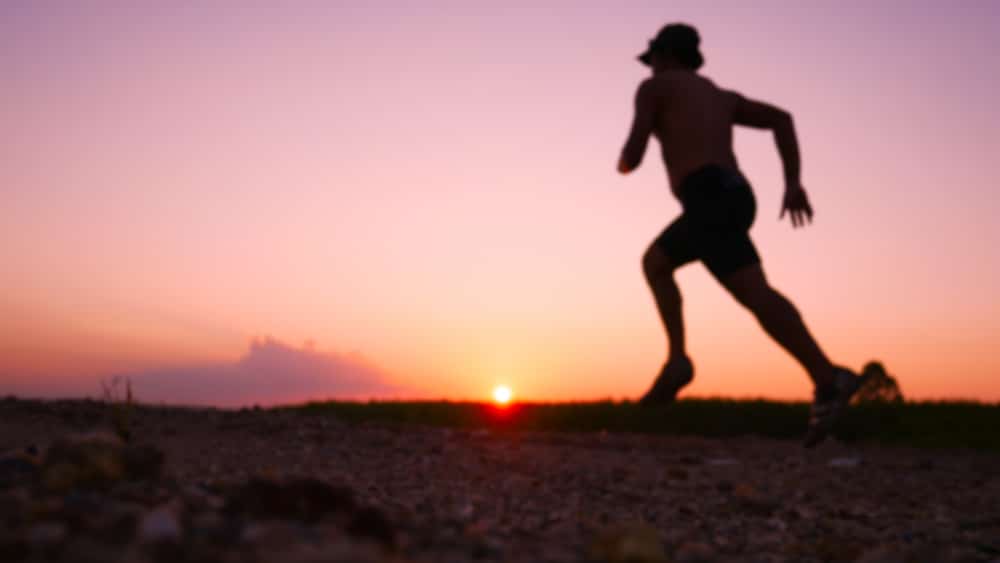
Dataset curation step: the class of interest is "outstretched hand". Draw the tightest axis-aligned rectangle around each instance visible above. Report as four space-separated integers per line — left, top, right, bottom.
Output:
780 184 814 228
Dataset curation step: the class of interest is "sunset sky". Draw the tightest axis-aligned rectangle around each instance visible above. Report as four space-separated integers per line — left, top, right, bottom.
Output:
3 1 998 405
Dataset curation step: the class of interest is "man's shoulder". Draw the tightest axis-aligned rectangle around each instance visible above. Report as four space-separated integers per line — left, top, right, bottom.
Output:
633 77 662 107
635 74 677 104
635 76 660 93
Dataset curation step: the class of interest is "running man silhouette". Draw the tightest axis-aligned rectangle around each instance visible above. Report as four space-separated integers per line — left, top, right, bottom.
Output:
618 23 866 447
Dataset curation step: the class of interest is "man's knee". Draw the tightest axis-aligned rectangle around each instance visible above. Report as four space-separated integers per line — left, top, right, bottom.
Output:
738 285 775 312
642 245 673 283
722 265 775 311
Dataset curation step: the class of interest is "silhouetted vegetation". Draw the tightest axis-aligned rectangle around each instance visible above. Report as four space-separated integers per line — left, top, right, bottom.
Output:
100 376 135 442
290 399 1000 451
854 361 904 404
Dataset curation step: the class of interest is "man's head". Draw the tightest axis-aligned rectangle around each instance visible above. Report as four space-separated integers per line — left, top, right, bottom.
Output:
638 23 704 72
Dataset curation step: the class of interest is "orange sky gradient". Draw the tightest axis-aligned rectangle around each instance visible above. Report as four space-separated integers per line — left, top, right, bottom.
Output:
2 1 999 405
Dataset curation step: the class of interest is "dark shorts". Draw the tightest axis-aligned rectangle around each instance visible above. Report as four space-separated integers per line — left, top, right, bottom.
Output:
653 164 760 281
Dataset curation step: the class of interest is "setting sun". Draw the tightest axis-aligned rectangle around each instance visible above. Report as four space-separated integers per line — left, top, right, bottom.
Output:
492 385 513 406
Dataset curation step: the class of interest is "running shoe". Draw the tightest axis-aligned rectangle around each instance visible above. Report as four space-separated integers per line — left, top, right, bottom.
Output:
638 357 694 406
803 367 867 448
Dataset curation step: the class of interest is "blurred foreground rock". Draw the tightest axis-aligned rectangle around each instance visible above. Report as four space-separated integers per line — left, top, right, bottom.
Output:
0 431 405 562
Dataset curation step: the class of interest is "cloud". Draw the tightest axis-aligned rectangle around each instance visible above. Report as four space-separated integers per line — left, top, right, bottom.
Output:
116 337 401 407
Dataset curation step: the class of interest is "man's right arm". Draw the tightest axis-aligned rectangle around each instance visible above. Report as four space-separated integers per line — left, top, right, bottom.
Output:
731 93 800 186
731 92 813 227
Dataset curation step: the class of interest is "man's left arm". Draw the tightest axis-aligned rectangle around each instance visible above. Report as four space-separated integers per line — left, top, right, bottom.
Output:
617 79 657 174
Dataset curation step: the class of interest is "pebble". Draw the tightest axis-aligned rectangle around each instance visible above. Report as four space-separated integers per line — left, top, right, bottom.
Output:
139 506 181 542
665 467 690 480
346 505 396 547
732 483 779 514
765 517 788 531
590 523 667 562
0 454 39 489
856 545 908 563
26 522 67 546
0 488 29 520
673 541 715 563
182 484 225 511
829 457 862 468
706 458 740 466
121 444 165 480
241 521 300 546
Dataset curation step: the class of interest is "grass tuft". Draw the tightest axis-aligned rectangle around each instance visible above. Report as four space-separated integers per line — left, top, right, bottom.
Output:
100 376 135 442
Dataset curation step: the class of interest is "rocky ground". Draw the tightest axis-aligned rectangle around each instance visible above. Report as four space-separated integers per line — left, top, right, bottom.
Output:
0 397 998 562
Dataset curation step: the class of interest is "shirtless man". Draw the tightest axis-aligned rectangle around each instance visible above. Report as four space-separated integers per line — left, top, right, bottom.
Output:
618 23 865 447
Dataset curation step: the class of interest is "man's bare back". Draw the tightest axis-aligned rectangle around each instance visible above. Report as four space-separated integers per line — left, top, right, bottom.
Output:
642 71 741 194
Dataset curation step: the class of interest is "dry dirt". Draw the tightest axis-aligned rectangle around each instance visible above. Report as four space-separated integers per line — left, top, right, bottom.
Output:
1 399 998 562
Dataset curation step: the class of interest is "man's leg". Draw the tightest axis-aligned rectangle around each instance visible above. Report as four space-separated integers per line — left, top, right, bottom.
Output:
638 244 694 405
722 263 867 446
720 264 835 389
642 244 686 361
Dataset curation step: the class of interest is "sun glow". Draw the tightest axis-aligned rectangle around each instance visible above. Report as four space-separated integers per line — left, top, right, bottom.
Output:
492 385 513 406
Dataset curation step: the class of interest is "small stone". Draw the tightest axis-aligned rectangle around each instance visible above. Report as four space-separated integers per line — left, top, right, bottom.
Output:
60 535 123 563
0 528 28 560
190 511 224 532
786 505 816 521
748 532 784 548
456 502 475 521
471 536 505 559
765 517 788 532
829 457 861 468
182 484 225 511
111 481 170 507
0 489 28 524
0 454 39 489
347 506 395 547
139 506 181 542
676 504 698 517
26 522 67 546
291 540 384 563
665 467 689 480
591 523 668 562
856 545 908 563
42 462 82 492
240 521 300 547
60 490 108 530
732 483 779 514
94 502 143 544
192 511 241 545
706 458 740 466
674 541 715 563
121 444 165 481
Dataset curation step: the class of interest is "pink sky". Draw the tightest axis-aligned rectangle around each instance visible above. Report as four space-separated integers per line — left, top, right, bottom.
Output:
2 1 999 405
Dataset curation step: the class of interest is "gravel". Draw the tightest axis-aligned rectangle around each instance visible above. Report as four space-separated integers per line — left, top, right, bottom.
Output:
0 397 998 562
